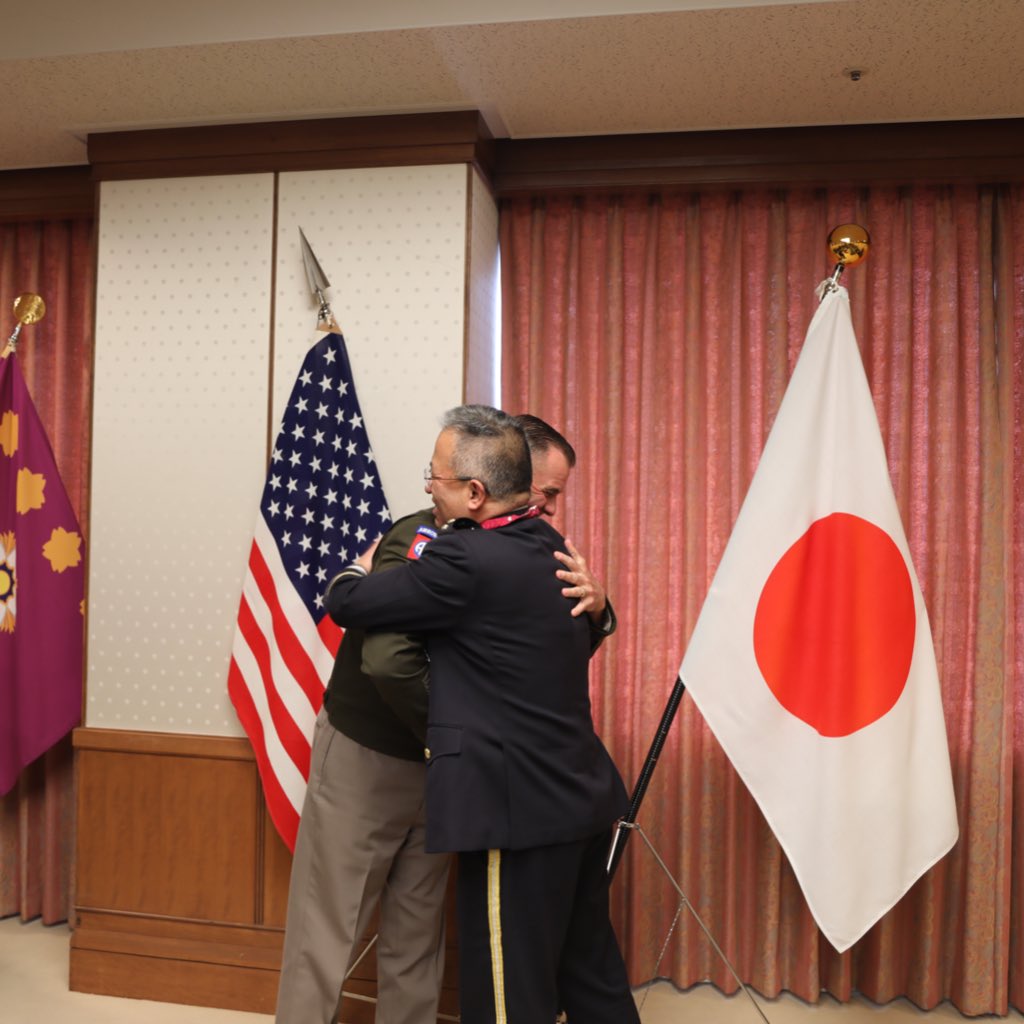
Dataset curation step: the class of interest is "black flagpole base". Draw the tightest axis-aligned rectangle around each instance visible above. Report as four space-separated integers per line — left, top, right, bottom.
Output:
607 674 686 877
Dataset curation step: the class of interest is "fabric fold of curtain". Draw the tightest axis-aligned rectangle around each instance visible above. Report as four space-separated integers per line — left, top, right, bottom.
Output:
500 185 1023 1015
0 217 94 923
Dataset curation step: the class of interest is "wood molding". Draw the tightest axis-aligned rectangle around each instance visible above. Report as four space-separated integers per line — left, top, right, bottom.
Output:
70 911 283 1013
80 111 1024 193
72 725 254 759
87 110 496 182
0 166 94 222
70 909 458 1018
493 118 1024 195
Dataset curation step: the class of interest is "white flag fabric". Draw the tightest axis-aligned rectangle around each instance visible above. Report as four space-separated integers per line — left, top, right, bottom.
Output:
679 286 958 952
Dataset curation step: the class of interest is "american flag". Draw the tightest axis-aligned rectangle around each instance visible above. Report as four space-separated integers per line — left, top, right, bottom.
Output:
228 332 391 850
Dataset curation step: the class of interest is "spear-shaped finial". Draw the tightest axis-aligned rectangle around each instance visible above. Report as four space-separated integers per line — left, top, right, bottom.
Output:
299 228 341 333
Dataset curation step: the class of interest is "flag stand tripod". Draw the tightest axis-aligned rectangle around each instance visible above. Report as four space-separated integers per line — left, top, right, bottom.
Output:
626 821 772 1024
606 675 772 1023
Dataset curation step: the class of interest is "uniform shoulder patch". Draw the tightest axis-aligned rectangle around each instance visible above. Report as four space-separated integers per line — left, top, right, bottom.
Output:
407 524 438 560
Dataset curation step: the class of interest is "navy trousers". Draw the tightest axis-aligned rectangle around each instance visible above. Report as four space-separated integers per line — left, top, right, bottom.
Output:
456 830 640 1024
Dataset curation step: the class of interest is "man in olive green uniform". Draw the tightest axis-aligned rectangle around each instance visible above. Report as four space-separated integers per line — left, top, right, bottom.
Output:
275 508 446 1024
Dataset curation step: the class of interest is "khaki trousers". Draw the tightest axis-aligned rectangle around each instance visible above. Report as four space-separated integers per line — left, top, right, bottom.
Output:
275 709 450 1024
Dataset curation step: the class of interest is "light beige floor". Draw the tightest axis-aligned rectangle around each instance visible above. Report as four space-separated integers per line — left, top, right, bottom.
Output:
1 915 1019 1023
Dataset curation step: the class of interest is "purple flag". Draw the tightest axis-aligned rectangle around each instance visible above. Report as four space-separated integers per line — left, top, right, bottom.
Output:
0 349 84 794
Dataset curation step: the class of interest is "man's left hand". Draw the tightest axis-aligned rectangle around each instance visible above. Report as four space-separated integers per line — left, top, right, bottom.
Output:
555 539 607 622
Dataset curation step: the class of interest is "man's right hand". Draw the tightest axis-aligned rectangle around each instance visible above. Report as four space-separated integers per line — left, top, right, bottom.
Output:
555 538 608 622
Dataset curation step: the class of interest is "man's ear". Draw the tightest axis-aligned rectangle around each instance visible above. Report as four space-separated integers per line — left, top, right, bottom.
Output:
466 479 488 510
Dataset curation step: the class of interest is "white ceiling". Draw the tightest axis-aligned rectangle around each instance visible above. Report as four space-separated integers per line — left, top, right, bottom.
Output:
2 0 1021 170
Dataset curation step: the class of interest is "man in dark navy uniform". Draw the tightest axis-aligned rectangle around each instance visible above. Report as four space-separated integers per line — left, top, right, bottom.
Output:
276 412 616 1024
326 405 639 1024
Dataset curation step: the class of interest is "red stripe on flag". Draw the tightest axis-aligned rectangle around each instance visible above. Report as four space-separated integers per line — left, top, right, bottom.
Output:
227 654 300 851
249 541 325 712
235 593 312 779
318 615 343 658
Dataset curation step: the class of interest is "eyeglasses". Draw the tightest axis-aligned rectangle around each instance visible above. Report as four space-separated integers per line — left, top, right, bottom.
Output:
423 467 472 485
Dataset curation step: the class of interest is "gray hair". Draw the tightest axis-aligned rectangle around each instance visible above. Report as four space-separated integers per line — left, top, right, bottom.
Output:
440 405 531 501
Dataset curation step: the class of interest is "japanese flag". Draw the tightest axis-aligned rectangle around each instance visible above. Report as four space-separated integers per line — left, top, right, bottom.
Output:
680 285 958 953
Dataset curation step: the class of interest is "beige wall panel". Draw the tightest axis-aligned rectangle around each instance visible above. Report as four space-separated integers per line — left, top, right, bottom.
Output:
275 165 468 521
464 166 500 406
88 175 274 735
88 166 484 736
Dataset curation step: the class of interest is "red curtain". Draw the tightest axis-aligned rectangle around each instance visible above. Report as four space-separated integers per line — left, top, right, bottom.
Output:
0 217 94 922
501 185 1023 1015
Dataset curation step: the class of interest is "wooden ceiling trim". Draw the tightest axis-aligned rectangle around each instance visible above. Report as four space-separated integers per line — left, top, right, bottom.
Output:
88 111 496 182
10 117 1022 215
493 119 1024 195
0 166 95 222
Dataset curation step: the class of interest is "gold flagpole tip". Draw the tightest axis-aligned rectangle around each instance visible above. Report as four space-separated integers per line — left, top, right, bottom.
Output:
828 225 870 267
13 293 46 325
6 293 46 354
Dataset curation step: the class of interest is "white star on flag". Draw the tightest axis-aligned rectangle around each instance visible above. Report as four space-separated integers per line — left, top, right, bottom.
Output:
679 286 958 953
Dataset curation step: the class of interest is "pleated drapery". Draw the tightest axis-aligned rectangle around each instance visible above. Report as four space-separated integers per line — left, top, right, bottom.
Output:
0 217 94 923
501 186 1023 1015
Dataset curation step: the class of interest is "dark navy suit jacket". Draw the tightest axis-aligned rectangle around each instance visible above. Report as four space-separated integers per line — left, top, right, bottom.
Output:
325 514 628 854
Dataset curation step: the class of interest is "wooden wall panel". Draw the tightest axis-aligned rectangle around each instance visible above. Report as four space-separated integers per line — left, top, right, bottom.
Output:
262 808 293 928
72 728 279 1010
71 727 460 1019
75 747 258 921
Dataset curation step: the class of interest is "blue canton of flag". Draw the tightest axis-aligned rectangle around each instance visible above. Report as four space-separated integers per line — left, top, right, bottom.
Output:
265 334 392 614
228 332 392 851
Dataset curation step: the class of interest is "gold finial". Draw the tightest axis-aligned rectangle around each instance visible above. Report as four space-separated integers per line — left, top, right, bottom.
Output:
821 225 870 298
5 293 46 356
14 293 46 325
828 224 870 267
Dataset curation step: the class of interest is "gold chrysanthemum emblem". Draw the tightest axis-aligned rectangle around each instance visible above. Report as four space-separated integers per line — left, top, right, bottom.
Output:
17 467 46 514
0 409 17 457
0 531 15 633
42 527 82 573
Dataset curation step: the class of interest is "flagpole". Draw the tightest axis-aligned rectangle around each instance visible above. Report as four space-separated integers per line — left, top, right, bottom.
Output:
607 674 686 876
